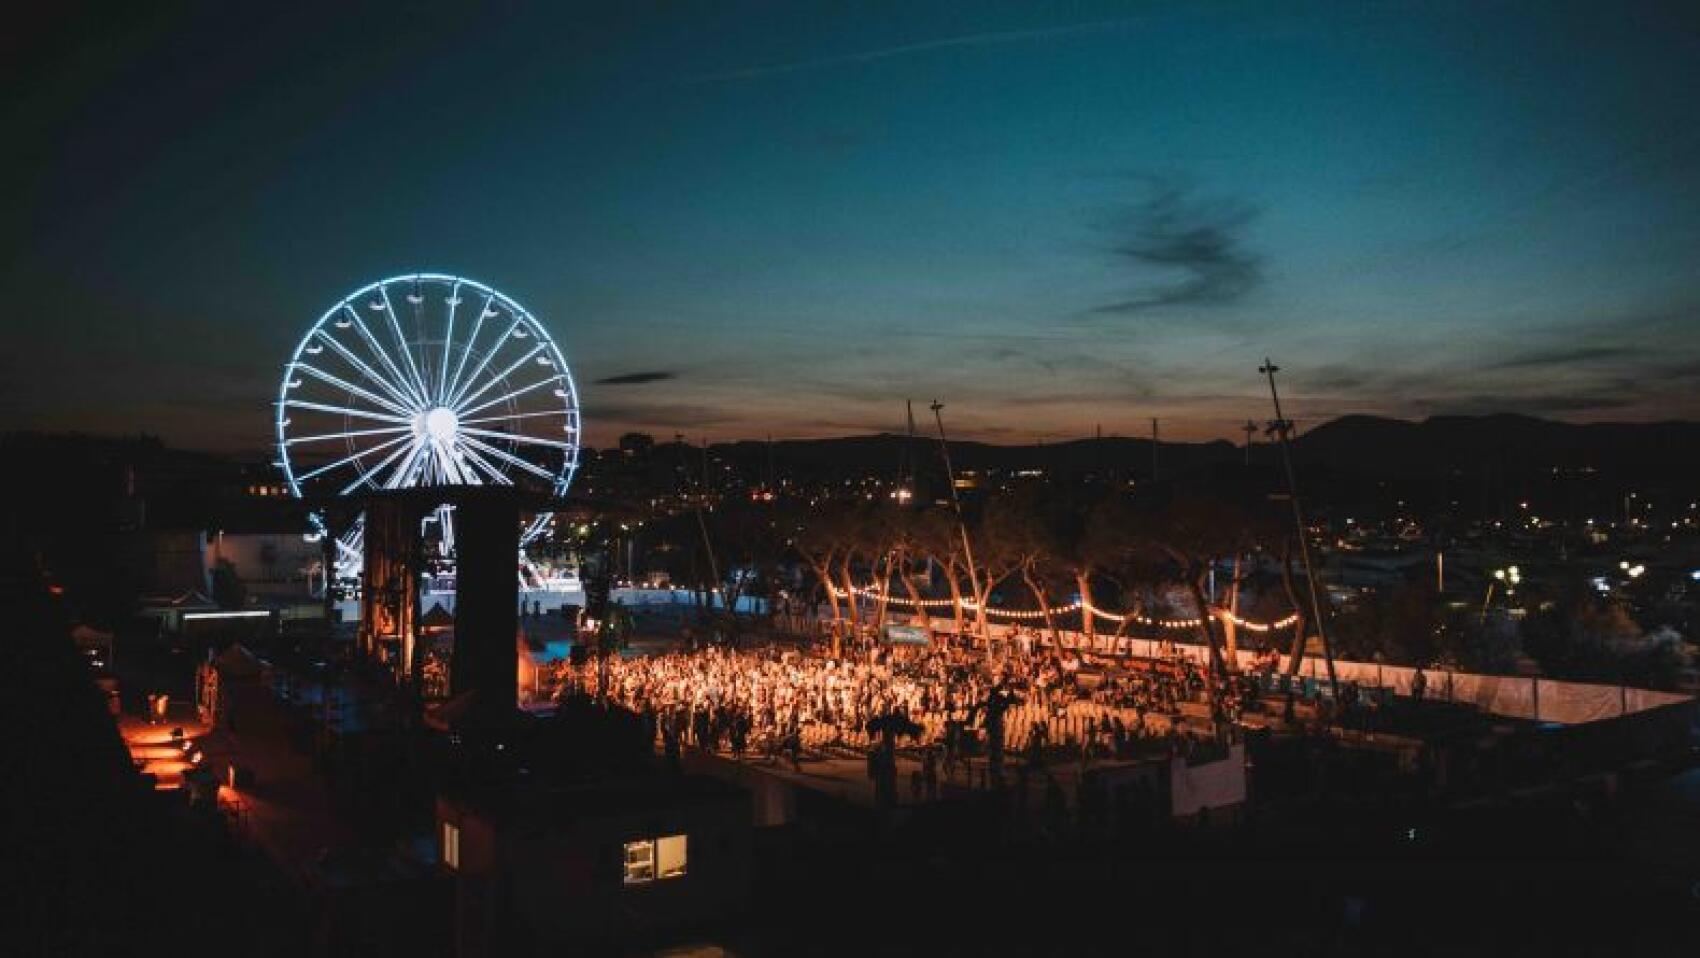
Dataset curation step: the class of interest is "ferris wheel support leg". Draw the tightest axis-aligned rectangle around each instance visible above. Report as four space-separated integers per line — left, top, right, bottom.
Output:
451 490 522 723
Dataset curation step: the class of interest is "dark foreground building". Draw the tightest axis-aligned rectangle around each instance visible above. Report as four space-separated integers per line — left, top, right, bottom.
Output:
437 773 751 955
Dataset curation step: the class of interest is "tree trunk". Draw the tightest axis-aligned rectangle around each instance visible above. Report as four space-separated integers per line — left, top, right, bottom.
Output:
1189 575 1226 680
804 551 843 655
873 551 894 630
974 568 1015 662
837 555 861 628
1023 562 1062 650
1222 554 1241 670
1112 608 1134 657
943 563 966 642
807 556 841 627
899 554 930 630
1076 571 1096 651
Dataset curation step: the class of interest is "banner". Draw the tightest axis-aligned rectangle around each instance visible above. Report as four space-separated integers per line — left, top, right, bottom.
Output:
883 624 931 645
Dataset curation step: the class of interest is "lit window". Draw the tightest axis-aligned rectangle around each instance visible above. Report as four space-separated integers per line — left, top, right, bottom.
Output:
442 821 461 870
623 839 655 884
624 834 686 884
657 834 687 878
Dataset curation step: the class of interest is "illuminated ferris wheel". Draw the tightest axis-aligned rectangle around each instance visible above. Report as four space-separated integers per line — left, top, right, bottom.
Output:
275 274 580 578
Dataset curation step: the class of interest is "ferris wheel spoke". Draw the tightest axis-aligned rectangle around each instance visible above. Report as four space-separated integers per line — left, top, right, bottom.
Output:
437 281 461 402
314 329 420 410
379 284 433 406
384 438 432 489
447 319 523 408
443 293 494 404
340 439 415 495
295 432 414 483
406 281 436 399
455 440 514 485
435 441 478 485
456 375 564 420
428 437 472 485
283 398 411 425
285 424 412 446
459 408 572 427
292 362 415 418
347 307 430 408
459 434 555 481
452 344 546 412
459 425 574 450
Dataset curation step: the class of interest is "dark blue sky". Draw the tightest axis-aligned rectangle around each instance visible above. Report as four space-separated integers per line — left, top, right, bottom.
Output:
5 1 1699 451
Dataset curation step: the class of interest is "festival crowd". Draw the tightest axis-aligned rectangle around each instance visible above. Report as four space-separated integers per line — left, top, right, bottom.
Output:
548 626 1262 779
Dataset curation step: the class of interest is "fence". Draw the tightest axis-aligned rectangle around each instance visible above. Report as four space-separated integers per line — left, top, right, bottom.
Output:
874 613 1692 726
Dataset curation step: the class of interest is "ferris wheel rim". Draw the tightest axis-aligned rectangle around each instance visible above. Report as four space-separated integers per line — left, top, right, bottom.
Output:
275 272 581 503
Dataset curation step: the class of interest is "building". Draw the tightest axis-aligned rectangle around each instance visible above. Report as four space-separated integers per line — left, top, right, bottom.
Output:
436 772 751 955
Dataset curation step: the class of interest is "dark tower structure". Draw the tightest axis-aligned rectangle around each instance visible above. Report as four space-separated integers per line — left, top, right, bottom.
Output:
450 488 520 717
353 487 524 723
360 494 423 674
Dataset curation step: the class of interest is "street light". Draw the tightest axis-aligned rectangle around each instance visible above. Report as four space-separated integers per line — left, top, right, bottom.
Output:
1482 566 1518 621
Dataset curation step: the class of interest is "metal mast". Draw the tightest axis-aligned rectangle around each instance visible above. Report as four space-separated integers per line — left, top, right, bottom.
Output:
1259 360 1337 694
930 401 989 657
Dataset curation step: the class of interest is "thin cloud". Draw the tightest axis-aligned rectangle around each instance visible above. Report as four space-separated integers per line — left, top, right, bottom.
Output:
594 370 679 386
1481 346 1639 370
1088 182 1263 316
691 16 1151 83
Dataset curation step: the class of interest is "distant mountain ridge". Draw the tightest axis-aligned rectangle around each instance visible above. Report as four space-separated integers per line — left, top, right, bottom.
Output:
702 414 1700 484
1293 414 1700 479
10 414 1699 486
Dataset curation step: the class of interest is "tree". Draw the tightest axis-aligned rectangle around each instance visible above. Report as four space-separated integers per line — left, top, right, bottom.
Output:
1517 572 1684 684
910 506 974 641
1330 577 1445 665
882 506 937 631
1137 489 1264 679
211 558 246 610
788 501 860 654
1056 492 1140 650
704 497 788 644
964 496 1041 657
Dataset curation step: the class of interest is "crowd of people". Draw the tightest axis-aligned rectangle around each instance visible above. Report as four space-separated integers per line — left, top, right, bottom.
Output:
547 626 1253 783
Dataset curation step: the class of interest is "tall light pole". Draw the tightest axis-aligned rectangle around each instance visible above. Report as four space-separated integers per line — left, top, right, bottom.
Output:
1260 360 1337 694
931 401 989 657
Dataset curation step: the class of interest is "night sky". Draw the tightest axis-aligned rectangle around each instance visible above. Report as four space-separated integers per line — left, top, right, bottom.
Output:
5 1 1700 453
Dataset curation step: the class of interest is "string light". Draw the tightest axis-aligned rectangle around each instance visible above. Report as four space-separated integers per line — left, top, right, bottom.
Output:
830 586 1297 631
